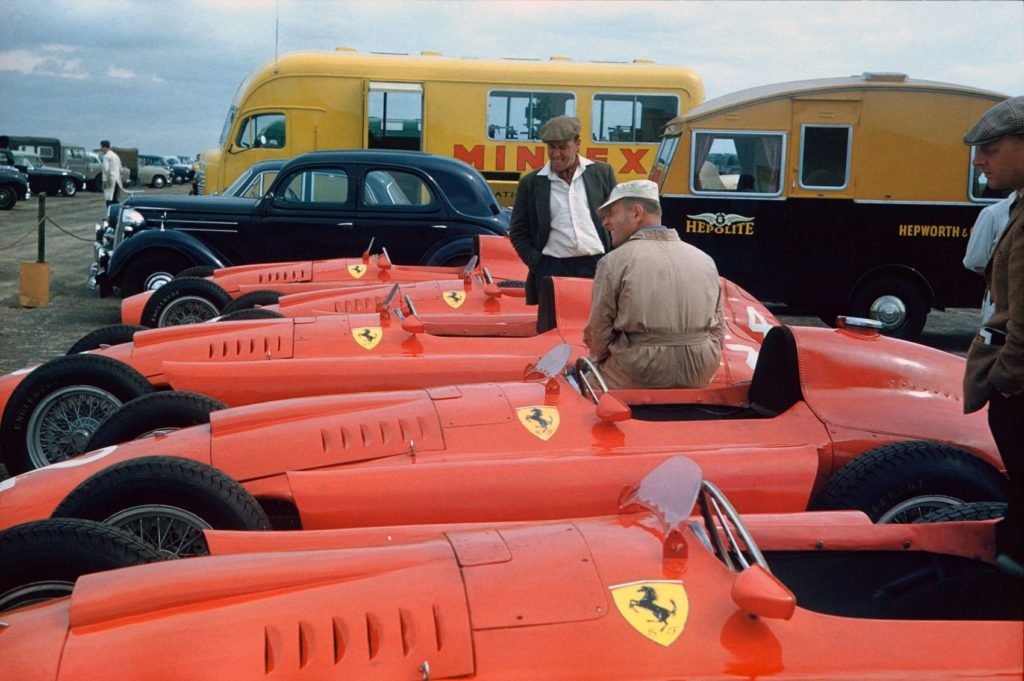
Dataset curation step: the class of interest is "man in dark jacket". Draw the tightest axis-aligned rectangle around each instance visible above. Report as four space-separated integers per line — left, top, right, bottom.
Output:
508 115 616 304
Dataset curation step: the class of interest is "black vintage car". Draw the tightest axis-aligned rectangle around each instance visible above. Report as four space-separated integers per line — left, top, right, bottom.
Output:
89 150 509 296
3 150 86 197
0 164 30 210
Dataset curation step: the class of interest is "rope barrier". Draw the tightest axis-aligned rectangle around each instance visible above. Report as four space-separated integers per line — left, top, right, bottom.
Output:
0 214 93 251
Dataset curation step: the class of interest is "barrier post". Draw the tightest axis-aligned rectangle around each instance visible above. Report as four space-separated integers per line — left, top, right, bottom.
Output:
19 193 50 308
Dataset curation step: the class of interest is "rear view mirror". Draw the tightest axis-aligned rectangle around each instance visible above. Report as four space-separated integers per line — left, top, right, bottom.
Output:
731 565 795 621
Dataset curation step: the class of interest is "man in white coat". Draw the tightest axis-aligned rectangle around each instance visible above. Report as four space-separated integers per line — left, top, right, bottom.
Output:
100 140 126 206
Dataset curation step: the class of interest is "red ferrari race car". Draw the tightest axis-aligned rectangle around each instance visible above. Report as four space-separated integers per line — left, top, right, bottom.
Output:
1 458 1020 680
0 276 773 472
0 325 1007 558
120 234 529 327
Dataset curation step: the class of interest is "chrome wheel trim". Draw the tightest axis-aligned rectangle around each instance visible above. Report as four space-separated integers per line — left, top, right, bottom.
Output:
868 294 907 330
105 504 212 558
143 271 175 291
26 386 123 468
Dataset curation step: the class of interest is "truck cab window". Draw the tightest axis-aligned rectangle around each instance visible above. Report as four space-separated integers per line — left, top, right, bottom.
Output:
691 131 784 195
236 113 285 150
591 93 678 143
487 90 576 141
800 126 850 189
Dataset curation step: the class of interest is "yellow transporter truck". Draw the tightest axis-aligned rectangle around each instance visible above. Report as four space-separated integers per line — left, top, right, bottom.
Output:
201 49 703 204
650 73 1009 339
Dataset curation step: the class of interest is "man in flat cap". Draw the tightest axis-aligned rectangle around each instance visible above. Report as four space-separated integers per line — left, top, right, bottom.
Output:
962 95 1024 577
583 180 724 389
508 115 616 305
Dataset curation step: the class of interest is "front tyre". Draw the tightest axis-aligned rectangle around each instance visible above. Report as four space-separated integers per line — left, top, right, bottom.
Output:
0 185 19 210
119 251 193 296
66 324 147 354
85 391 227 450
140 276 232 327
60 177 78 197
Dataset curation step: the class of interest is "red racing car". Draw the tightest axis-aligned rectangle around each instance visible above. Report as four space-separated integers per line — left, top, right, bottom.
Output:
1 458 1020 679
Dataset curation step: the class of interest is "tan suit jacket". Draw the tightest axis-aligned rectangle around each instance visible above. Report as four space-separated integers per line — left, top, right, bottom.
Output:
584 229 724 389
964 196 1024 413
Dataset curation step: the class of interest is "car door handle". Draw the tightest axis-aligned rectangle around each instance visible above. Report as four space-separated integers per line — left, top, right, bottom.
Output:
337 222 354 228
431 224 448 229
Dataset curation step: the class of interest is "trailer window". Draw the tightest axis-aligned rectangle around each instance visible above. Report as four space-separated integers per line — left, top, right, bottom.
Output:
691 131 784 195
799 126 850 189
368 83 423 151
591 93 678 143
487 90 576 141
235 113 285 150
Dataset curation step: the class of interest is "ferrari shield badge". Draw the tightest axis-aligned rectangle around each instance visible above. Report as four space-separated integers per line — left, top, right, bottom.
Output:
352 326 383 350
443 290 466 309
347 264 367 279
610 580 689 647
516 406 559 441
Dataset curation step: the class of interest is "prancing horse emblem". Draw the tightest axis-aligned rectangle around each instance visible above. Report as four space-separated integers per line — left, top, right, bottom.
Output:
443 290 466 309
347 264 367 278
515 406 559 441
352 326 382 350
610 580 689 646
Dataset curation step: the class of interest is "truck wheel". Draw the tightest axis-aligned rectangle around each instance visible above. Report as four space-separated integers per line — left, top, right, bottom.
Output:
85 391 227 451
66 324 147 354
0 519 161 613
810 441 1010 523
151 175 166 189
119 251 192 296
52 457 272 558
915 501 1007 523
221 290 281 314
141 276 232 327
0 354 154 473
0 185 18 210
60 177 78 197
851 275 929 340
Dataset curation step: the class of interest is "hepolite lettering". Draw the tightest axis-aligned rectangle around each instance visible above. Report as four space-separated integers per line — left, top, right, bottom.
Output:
897 224 968 238
685 212 755 236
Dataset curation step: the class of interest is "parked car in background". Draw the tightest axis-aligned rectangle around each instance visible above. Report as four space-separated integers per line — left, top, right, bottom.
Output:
0 163 30 210
1 149 85 197
220 158 285 197
137 155 171 188
90 150 510 296
161 155 195 184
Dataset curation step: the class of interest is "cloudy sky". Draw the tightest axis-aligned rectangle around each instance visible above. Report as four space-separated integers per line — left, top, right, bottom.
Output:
1 0 1021 158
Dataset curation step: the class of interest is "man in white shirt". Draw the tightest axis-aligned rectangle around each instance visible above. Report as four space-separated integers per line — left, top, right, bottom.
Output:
100 140 126 206
509 116 617 305
963 192 1015 323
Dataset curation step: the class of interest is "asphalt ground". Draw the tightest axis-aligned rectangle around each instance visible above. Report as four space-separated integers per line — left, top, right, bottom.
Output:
0 182 982 478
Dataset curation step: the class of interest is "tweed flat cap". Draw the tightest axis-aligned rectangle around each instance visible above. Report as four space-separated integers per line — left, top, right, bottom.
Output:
963 95 1024 145
539 115 582 142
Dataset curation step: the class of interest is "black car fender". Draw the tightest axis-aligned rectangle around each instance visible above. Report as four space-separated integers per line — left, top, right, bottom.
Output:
419 234 479 266
107 229 228 284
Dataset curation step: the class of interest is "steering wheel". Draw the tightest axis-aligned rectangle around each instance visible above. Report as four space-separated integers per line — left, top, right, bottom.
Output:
697 480 770 573
573 356 609 404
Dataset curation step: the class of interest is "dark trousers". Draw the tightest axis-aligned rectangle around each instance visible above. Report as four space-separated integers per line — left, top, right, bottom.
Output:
990 391 1024 561
525 253 602 305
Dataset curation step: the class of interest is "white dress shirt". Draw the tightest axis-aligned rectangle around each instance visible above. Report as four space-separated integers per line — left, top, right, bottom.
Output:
537 156 606 258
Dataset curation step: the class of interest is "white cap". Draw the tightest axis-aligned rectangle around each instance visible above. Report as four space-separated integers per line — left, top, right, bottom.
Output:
597 179 660 215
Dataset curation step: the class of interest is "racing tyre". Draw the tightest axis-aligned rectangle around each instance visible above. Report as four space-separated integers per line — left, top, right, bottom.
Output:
0 354 154 474
810 441 1010 523
0 185 18 210
915 501 1008 523
217 308 285 322
0 519 160 613
84 391 228 451
850 275 929 340
141 276 232 327
175 265 216 279
120 251 193 296
220 289 282 314
52 456 272 558
60 177 78 197
66 324 147 354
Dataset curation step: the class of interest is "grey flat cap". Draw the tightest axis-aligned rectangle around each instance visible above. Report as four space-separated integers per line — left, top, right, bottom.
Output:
539 115 582 142
964 95 1024 145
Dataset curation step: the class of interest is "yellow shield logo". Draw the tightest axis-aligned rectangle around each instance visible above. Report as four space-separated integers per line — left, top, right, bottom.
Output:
347 264 366 279
610 581 689 647
516 406 559 441
352 326 382 350
443 290 466 309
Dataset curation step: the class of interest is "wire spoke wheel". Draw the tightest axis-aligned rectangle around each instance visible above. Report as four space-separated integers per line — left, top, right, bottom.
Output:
157 295 221 327
877 494 963 524
0 579 75 613
105 504 213 559
26 386 123 468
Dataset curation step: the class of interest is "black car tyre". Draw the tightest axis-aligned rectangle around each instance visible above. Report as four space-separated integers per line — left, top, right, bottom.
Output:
0 185 17 210
217 308 286 322
120 251 194 296
60 177 78 197
66 324 147 354
85 391 227 451
52 456 272 558
151 175 166 189
850 275 929 340
221 289 282 314
0 519 161 613
141 277 232 327
915 501 1008 523
175 265 217 279
810 441 1010 523
0 354 154 473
